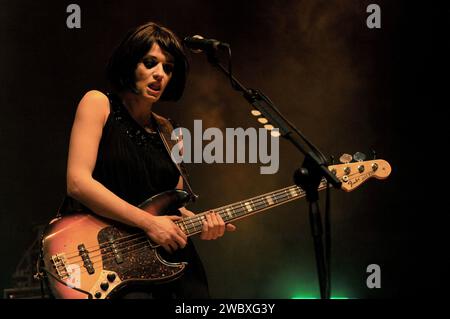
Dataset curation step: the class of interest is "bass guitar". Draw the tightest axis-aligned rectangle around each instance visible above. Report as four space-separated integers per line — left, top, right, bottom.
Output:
40 159 391 298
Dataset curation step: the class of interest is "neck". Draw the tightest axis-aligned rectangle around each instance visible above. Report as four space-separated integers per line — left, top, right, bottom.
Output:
118 91 154 127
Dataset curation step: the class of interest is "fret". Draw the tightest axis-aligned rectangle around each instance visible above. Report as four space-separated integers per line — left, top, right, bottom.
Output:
289 187 297 198
241 202 248 215
194 216 204 232
200 214 207 226
265 195 274 206
219 209 229 223
216 209 225 222
231 204 240 216
196 183 328 229
193 220 200 234
238 202 246 216
253 196 266 210
244 201 253 213
227 206 237 218
180 219 190 234
273 192 281 203
179 184 324 235
225 207 233 220
249 199 256 211
179 220 186 233
232 206 239 217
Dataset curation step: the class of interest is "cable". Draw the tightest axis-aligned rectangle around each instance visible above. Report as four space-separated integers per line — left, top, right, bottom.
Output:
324 181 331 299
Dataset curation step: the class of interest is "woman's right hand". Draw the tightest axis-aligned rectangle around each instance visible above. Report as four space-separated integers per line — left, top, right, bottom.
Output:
143 214 187 253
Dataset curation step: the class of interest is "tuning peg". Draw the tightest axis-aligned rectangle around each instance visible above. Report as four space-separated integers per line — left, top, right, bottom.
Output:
339 153 353 164
353 152 366 162
371 149 377 160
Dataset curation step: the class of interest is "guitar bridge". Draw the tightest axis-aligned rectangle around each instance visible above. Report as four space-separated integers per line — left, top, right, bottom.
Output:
51 253 69 279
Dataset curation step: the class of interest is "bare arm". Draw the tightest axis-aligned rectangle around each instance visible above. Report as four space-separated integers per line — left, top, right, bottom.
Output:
66 90 187 252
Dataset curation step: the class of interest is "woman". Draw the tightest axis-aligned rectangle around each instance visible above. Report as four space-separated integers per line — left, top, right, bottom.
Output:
63 21 235 298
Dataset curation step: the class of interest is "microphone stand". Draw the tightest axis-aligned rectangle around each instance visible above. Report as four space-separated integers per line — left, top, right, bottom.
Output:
203 49 342 299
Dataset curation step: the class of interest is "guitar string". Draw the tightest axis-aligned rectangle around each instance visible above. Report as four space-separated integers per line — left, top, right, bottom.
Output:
57 172 372 280
61 176 339 266
60 169 366 267
57 183 336 277
66 180 329 278
61 163 378 259
66 182 306 259
58 169 371 271
62 183 306 260
62 185 306 267
58 186 312 275
61 184 301 260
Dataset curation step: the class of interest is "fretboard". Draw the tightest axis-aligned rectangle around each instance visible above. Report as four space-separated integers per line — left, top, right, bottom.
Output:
176 179 329 236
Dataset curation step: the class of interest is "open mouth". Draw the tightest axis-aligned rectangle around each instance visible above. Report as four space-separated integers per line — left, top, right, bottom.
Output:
148 83 161 92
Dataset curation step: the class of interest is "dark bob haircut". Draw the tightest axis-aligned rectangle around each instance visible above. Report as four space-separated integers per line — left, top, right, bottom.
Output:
106 22 188 101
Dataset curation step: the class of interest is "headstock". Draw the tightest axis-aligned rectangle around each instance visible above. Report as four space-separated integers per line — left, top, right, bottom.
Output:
328 152 391 192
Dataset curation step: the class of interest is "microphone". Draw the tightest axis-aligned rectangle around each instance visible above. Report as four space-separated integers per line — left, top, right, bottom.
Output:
183 35 229 53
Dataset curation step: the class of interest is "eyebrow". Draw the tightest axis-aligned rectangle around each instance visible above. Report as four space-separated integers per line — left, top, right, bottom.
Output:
144 54 174 64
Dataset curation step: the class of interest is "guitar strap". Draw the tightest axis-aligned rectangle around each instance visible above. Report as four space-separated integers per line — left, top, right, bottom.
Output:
152 113 199 203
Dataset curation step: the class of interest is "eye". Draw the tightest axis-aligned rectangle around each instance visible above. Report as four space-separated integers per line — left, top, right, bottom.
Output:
163 63 174 75
143 59 158 69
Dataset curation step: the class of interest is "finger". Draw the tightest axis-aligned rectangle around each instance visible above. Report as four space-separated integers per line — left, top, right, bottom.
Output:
216 213 226 237
162 243 172 253
206 212 216 239
168 215 183 221
168 216 187 241
176 226 187 241
173 233 187 249
201 219 209 240
181 209 195 217
208 212 218 239
212 212 224 239
226 223 237 232
168 241 179 252
213 212 225 238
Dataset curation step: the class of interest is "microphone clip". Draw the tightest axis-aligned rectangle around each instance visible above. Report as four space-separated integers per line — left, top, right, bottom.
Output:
183 35 229 53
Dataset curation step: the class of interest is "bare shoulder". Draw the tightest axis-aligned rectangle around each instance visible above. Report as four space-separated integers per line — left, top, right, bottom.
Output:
79 90 109 109
76 90 110 124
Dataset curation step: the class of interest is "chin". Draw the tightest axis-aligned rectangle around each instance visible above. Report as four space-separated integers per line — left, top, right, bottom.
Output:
138 91 159 102
147 94 160 102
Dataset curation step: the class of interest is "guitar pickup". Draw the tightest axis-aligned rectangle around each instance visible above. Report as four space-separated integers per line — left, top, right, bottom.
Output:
78 244 95 275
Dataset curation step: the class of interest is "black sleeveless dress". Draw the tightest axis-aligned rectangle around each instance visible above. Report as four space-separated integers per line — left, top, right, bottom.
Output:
62 92 209 299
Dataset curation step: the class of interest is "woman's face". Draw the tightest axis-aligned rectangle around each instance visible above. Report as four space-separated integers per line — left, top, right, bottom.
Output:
133 43 174 102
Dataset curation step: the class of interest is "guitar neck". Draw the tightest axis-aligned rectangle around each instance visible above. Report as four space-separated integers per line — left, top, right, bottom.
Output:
176 179 329 236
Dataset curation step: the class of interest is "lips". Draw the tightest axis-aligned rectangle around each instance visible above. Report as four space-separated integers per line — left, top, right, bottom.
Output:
148 82 161 92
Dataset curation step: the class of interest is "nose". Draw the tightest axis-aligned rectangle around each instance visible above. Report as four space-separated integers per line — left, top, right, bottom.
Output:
153 62 164 81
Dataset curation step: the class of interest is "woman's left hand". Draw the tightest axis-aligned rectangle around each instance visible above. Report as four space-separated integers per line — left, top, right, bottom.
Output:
179 207 236 240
